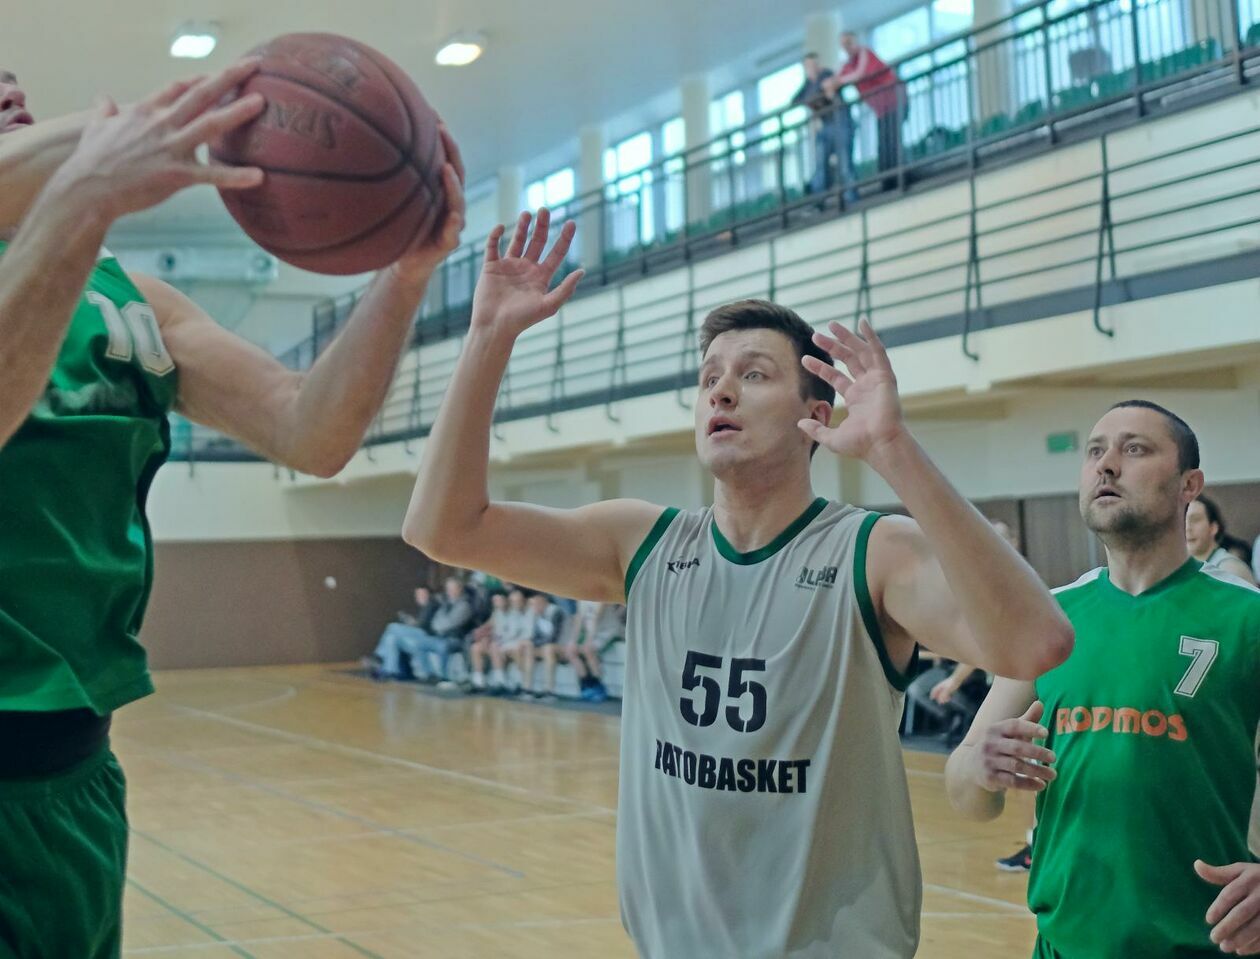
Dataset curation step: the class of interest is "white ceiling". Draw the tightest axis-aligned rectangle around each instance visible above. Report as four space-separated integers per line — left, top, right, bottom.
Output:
8 1 893 242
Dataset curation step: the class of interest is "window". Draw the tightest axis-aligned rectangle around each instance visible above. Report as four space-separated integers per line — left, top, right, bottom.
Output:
661 117 687 233
865 1 978 161
604 131 656 247
525 167 575 211
756 62 810 192
709 89 746 136
1011 0 1187 111
757 62 806 116
871 7 931 63
662 116 686 157
931 0 973 41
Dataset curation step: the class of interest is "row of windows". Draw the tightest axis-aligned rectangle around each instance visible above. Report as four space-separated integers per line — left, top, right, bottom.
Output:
524 0 1205 249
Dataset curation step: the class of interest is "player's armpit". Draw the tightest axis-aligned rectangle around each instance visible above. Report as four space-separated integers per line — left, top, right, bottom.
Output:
404 497 665 605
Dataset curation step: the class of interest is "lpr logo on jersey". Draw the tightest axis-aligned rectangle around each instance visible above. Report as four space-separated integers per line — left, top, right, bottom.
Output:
796 565 839 590
667 558 701 574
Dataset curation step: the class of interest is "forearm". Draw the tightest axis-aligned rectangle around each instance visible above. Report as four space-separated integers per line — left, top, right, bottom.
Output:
949 663 977 686
870 433 1072 676
285 265 432 474
0 184 110 447
944 745 1006 821
403 325 510 556
0 112 89 228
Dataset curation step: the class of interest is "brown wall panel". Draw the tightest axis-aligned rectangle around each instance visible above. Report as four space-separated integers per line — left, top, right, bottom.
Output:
142 538 437 669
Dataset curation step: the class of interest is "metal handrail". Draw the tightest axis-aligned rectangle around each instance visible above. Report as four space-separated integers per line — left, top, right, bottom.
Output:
171 0 1260 465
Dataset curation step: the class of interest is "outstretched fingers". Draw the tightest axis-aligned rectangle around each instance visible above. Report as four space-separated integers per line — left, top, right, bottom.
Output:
540 268 585 315
523 207 551 262
541 219 577 273
484 224 506 262
506 211 532 259
801 354 853 398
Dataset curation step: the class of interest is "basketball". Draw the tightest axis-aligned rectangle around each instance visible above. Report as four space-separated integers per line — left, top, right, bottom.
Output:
211 32 448 275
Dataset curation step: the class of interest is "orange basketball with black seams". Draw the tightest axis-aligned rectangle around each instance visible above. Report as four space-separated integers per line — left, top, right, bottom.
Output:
211 32 448 275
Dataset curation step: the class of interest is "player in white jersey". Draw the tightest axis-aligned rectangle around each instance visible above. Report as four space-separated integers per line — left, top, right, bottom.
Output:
403 210 1074 958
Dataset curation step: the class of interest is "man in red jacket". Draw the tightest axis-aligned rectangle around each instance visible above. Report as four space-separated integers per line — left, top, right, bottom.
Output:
825 31 908 189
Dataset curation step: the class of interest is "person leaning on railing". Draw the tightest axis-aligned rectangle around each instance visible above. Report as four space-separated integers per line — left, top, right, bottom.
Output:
791 52 855 201
824 30 908 190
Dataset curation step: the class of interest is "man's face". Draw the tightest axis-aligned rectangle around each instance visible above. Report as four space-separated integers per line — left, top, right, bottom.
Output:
528 595 548 614
1078 407 1200 547
694 328 827 481
491 593 507 611
804 57 820 81
840 33 860 57
0 71 33 135
508 590 525 611
415 587 431 606
444 578 463 601
1184 500 1219 556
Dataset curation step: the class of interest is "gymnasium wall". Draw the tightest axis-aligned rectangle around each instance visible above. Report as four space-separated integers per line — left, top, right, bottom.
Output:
142 535 436 670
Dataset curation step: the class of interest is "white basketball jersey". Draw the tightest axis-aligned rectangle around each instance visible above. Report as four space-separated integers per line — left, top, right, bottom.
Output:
617 499 921 958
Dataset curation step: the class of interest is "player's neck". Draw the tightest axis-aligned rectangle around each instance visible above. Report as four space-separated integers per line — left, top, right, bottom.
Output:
1104 531 1192 595
711 473 817 555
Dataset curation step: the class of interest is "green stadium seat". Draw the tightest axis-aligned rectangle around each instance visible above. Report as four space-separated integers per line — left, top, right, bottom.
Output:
1013 100 1046 126
976 112 1012 139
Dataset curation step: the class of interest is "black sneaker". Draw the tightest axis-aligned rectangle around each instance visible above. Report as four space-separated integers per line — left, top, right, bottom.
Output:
996 843 1032 872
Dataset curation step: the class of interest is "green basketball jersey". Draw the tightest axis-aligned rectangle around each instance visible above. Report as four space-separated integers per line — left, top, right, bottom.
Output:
0 242 178 715
1029 559 1260 958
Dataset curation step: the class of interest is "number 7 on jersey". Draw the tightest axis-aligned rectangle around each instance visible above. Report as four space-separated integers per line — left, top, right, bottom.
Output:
1174 636 1218 698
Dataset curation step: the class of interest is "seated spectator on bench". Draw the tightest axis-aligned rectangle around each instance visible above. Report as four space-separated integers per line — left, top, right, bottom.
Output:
564 601 620 703
469 592 511 692
493 588 533 695
906 656 988 746
515 593 566 701
367 584 438 681
369 577 471 683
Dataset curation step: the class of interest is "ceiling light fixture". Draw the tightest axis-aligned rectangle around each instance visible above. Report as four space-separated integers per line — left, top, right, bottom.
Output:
170 22 219 59
436 32 486 67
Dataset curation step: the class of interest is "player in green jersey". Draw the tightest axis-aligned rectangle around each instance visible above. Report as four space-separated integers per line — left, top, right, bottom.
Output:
0 62 465 957
945 399 1260 958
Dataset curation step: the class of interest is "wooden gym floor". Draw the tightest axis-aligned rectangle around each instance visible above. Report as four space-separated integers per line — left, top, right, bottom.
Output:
115 665 1037 958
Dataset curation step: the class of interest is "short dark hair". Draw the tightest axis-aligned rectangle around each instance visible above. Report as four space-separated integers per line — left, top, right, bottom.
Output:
804 52 819 60
699 299 835 407
1195 494 1225 540
1108 399 1199 471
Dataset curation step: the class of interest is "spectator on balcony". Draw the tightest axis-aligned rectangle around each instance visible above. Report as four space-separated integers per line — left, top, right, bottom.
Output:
791 53 855 201
825 31 908 189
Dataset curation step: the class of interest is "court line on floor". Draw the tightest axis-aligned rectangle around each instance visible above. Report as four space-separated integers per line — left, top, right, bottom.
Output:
168 704 618 815
132 830 387 959
142 747 529 879
126 877 257 959
923 882 1029 913
312 672 620 730
160 874 617 927
905 766 946 779
123 915 624 955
